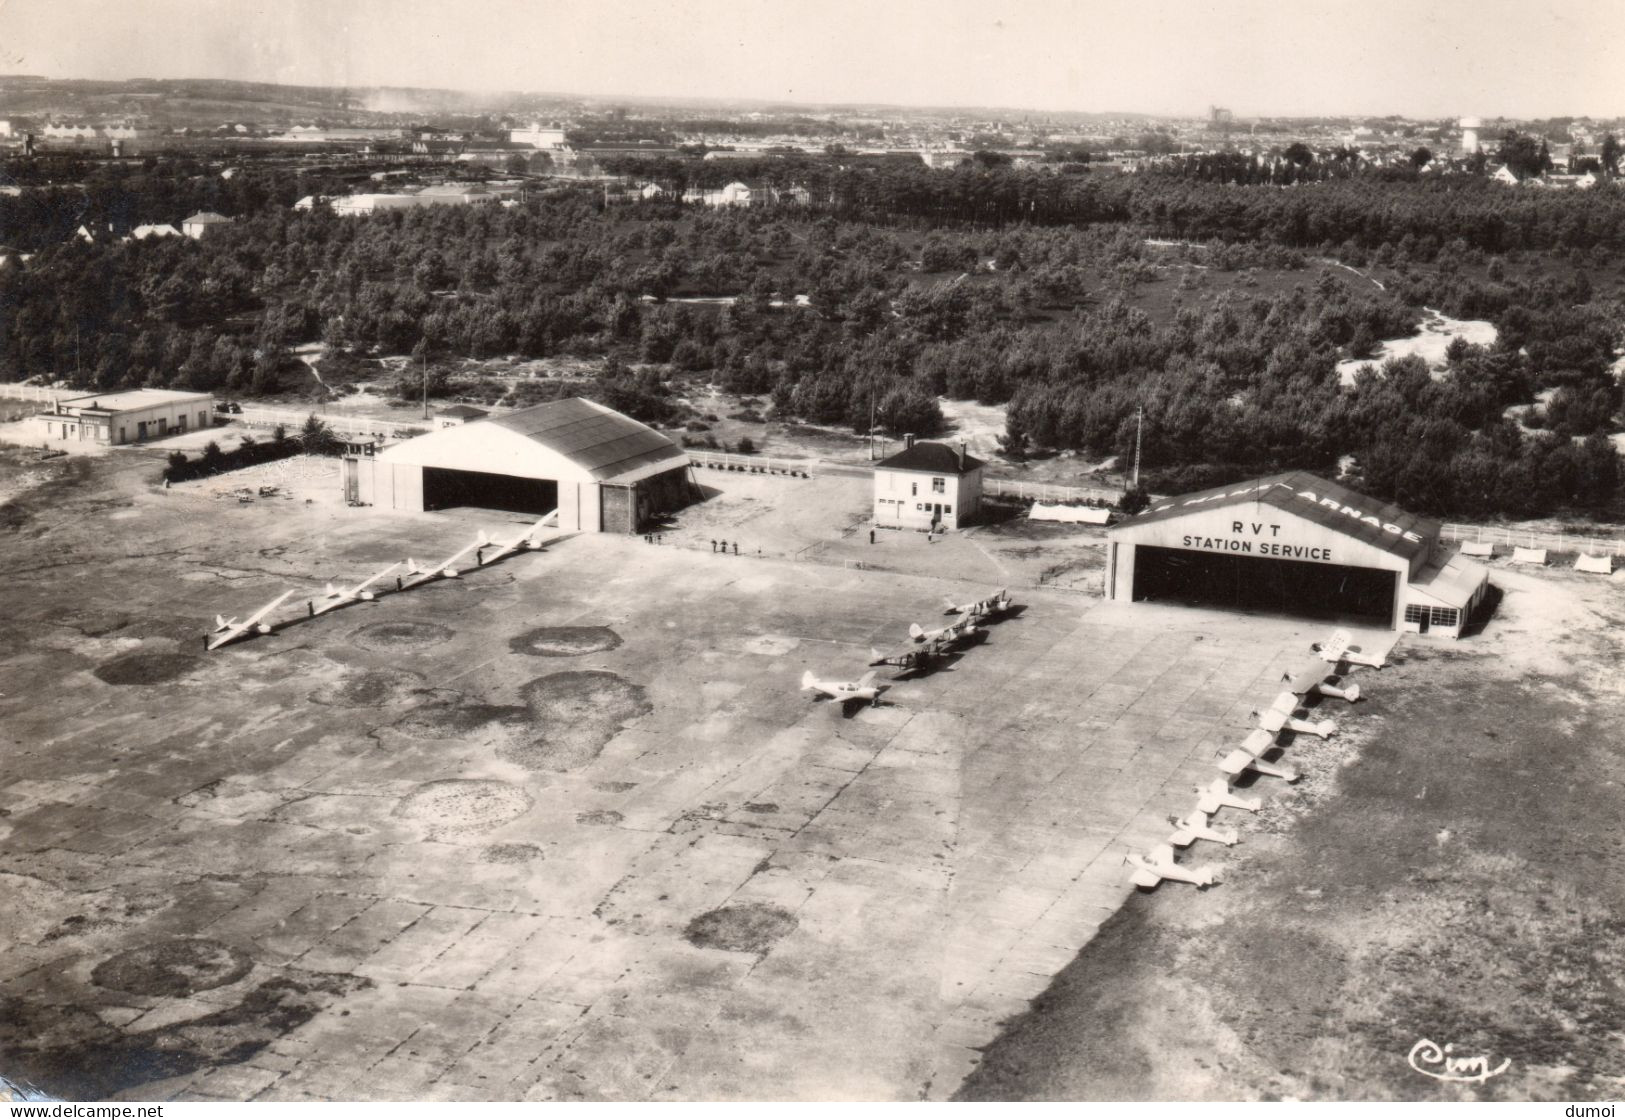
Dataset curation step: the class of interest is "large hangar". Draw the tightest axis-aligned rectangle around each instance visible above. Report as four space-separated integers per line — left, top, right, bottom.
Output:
345 397 694 533
1108 471 1489 637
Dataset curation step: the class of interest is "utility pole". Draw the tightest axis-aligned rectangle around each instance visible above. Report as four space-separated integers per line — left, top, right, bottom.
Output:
1132 405 1143 490
421 346 429 421
869 387 877 461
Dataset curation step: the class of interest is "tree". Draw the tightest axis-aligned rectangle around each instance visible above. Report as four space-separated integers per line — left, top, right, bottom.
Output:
1283 142 1314 167
1409 146 1434 169
1601 133 1620 176
300 413 339 455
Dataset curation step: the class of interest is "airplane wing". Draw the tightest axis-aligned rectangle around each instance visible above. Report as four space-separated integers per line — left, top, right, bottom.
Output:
1319 629 1351 661
351 561 401 594
1149 842 1176 864
243 590 294 626
1270 691 1299 715
1129 867 1162 888
858 670 877 689
1218 748 1255 777
1240 728 1276 757
437 540 480 570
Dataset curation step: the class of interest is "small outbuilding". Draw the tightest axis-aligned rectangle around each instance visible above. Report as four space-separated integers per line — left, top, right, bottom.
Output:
181 212 233 239
436 404 490 428
344 396 693 532
1107 471 1489 637
872 437 984 531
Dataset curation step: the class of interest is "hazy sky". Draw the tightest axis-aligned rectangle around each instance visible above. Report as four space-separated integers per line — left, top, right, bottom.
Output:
2 0 1620 118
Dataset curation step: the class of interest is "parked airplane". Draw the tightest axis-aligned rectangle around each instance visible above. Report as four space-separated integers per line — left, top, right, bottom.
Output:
312 562 401 616
208 590 295 651
909 613 978 645
1168 810 1239 848
1256 691 1336 739
945 588 1012 619
1316 628 1386 669
1127 843 1221 889
869 643 944 677
1283 654 1361 703
801 669 887 708
479 511 557 565
1194 778 1261 816
1218 728 1300 782
402 540 483 589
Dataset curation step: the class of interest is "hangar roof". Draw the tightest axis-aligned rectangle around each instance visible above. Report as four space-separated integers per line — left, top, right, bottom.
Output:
1115 471 1439 562
487 397 686 482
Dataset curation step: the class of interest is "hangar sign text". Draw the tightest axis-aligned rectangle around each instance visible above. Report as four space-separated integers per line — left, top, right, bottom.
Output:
1180 520 1332 562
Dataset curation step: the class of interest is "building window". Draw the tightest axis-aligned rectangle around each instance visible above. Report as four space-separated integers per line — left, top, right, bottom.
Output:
1403 605 1426 625
1405 604 1460 629
1431 607 1458 628
916 503 923 511
932 477 945 494
911 481 917 496
944 505 952 514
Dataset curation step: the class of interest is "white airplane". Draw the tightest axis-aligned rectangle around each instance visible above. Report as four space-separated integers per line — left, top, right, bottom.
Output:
944 588 1011 618
1127 843 1221 889
312 562 401 616
1256 691 1336 739
1316 628 1386 669
479 510 557 565
1194 778 1261 816
1283 654 1361 703
909 613 978 645
1218 727 1300 782
801 669 887 708
208 590 295 651
401 539 482 589
1168 809 1239 848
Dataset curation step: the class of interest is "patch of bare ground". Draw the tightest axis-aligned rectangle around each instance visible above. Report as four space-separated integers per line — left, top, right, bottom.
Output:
684 903 799 954
959 575 1625 1102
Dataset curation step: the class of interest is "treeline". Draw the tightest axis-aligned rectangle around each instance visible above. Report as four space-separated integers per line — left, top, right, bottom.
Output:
1 158 1620 517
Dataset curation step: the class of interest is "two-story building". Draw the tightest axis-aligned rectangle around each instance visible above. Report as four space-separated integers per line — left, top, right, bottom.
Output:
872 437 984 531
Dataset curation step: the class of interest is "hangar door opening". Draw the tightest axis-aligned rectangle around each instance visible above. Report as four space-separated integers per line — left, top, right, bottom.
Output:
422 468 558 516
1132 546 1396 625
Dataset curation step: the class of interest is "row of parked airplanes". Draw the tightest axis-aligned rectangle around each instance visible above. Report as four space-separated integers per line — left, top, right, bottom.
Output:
1126 628 1385 890
799 587 1015 710
204 514 556 651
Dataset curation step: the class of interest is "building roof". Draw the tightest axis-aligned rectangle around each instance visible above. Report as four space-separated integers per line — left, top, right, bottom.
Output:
182 211 232 225
57 388 213 412
438 404 490 419
1115 470 1439 562
487 397 687 481
875 440 986 475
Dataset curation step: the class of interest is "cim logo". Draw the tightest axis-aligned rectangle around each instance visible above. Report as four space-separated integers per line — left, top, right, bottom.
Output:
1407 1038 1510 1084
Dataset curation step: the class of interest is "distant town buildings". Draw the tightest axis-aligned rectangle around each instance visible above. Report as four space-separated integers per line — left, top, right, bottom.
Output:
508 122 567 150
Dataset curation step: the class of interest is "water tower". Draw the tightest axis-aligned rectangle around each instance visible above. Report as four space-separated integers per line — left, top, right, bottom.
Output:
1460 116 1482 154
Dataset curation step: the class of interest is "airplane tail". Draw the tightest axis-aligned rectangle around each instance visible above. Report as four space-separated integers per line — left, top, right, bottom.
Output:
213 614 231 631
908 622 925 641
858 670 877 689
943 597 961 614
800 670 816 691
869 648 888 666
406 557 423 574
323 582 338 598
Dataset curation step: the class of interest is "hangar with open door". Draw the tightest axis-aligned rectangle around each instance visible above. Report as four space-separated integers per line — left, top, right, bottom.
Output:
344 396 695 533
1129 545 1399 624
1107 471 1489 636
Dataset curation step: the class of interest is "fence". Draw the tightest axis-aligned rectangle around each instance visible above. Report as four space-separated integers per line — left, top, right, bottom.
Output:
1441 523 1625 557
236 406 431 442
0 383 76 404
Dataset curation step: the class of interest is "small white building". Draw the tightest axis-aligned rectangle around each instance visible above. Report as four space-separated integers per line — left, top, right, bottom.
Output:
872 437 985 531
130 223 181 240
37 389 213 446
